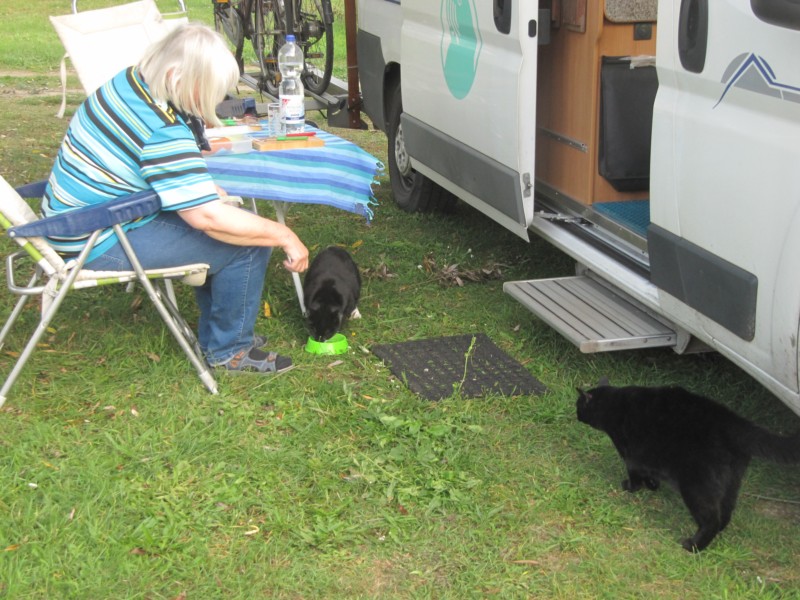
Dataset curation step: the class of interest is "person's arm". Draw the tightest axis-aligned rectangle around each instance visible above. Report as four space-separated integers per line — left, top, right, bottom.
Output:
178 200 309 272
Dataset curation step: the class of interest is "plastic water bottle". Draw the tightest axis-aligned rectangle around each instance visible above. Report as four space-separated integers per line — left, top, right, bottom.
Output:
278 34 305 134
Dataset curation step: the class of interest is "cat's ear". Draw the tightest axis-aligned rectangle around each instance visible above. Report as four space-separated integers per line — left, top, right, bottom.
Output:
576 387 592 400
597 376 610 387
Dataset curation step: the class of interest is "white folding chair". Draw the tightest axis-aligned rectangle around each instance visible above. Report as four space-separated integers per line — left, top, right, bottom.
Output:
0 176 218 407
50 0 188 117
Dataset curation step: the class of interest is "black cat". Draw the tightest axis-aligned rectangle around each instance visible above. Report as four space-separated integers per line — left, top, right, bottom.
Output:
576 383 800 552
303 246 361 342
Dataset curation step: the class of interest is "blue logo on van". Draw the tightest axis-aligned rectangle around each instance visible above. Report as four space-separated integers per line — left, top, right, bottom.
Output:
441 0 482 99
716 53 800 107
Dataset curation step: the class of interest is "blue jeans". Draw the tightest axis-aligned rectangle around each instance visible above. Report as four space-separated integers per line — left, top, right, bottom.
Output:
86 210 272 365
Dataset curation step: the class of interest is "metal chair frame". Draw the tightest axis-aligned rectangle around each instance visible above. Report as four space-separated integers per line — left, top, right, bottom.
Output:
0 177 218 407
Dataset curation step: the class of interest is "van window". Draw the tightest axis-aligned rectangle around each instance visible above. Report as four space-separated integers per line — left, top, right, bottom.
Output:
751 0 800 30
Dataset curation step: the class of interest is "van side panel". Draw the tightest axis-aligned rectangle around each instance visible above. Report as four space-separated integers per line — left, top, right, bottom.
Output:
403 114 526 223
356 0 403 130
356 31 388 130
651 0 800 394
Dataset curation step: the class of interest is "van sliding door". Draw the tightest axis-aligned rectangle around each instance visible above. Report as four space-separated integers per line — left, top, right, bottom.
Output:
399 0 539 238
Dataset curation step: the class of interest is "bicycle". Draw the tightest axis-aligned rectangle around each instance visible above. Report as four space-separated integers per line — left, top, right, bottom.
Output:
212 0 334 97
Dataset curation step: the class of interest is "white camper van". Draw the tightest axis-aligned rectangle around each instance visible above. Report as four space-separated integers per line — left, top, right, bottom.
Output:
355 0 800 414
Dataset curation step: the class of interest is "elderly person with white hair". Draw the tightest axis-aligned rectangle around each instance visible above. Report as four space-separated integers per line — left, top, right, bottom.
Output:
43 22 308 374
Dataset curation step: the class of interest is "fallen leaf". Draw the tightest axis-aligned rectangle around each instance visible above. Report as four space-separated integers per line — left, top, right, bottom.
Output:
244 526 260 536
146 353 160 363
263 301 272 318
327 360 344 368
511 560 540 566
362 261 397 280
4 545 20 552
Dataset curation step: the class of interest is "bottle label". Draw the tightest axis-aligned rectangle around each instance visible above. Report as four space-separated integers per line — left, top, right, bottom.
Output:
280 94 305 130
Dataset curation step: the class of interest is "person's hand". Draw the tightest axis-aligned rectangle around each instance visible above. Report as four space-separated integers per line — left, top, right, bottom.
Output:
282 235 309 273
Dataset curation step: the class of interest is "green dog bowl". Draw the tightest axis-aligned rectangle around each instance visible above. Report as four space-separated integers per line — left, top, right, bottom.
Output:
305 333 348 355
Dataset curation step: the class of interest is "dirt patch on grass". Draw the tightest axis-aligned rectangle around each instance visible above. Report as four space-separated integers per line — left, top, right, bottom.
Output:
0 70 82 98
0 70 60 78
753 496 800 523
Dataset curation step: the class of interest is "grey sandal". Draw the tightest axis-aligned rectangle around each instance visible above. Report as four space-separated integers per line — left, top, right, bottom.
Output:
218 347 293 374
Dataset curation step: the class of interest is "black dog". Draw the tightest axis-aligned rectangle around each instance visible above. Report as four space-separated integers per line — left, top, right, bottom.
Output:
303 246 361 341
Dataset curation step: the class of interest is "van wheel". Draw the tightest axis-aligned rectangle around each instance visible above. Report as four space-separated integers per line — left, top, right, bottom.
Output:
386 81 455 213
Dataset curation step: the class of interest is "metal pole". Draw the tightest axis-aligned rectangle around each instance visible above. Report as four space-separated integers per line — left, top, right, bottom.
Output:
344 0 362 129
285 0 296 38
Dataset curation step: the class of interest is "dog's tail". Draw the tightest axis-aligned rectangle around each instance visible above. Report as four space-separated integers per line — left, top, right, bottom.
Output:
741 424 800 464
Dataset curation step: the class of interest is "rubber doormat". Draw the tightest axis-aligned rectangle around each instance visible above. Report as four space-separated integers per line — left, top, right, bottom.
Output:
372 333 547 401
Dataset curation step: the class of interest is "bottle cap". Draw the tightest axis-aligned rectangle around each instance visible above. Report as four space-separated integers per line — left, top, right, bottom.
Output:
286 34 296 42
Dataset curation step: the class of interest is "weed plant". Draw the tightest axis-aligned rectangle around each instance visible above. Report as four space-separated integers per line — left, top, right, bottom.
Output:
0 1 799 598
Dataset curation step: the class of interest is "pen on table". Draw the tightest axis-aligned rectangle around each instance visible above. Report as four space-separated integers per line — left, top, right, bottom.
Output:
281 132 317 138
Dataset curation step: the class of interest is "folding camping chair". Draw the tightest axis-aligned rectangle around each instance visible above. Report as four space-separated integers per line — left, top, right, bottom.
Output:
0 176 218 407
50 0 188 117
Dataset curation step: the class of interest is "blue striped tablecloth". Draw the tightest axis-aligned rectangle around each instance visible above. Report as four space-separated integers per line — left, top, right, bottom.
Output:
204 126 382 220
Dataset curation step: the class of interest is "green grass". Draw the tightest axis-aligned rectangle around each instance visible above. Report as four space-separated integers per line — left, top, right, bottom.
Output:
1 1 800 598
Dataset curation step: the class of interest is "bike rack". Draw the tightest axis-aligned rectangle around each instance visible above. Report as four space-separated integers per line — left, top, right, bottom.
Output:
236 0 365 130
239 72 362 129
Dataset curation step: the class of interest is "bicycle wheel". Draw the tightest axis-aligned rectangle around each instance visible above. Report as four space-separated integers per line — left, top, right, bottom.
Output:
214 0 245 73
253 0 283 95
297 0 334 95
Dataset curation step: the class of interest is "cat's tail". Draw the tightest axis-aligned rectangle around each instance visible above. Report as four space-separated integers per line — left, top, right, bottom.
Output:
742 425 800 463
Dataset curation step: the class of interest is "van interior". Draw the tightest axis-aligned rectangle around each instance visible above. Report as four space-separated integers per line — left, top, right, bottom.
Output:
536 0 658 257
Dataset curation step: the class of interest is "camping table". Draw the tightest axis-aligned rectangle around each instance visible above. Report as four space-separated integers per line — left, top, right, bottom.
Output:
203 125 381 313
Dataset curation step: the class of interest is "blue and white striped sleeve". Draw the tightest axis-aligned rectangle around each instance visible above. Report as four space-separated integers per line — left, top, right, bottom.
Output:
141 125 219 211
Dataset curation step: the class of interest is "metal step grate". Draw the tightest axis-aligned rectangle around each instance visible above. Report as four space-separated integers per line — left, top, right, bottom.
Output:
504 276 676 352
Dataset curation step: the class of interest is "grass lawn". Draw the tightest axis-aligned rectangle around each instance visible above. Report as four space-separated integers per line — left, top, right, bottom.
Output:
0 1 799 598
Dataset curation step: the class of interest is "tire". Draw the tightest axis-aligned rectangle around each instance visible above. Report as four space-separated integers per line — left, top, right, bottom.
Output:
256 0 333 97
254 0 282 95
386 80 456 213
298 0 334 95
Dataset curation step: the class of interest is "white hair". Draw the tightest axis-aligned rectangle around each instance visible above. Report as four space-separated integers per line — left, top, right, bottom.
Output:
138 22 239 126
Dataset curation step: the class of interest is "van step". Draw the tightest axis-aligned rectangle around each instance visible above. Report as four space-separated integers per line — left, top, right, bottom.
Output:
503 276 677 352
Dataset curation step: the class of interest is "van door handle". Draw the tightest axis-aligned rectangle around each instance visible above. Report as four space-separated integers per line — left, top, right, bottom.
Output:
678 0 709 73
494 0 512 34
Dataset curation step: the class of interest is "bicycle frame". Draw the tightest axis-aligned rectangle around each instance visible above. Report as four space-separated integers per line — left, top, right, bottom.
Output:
214 0 333 96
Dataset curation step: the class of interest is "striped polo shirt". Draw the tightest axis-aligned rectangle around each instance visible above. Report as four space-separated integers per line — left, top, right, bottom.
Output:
44 67 218 261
